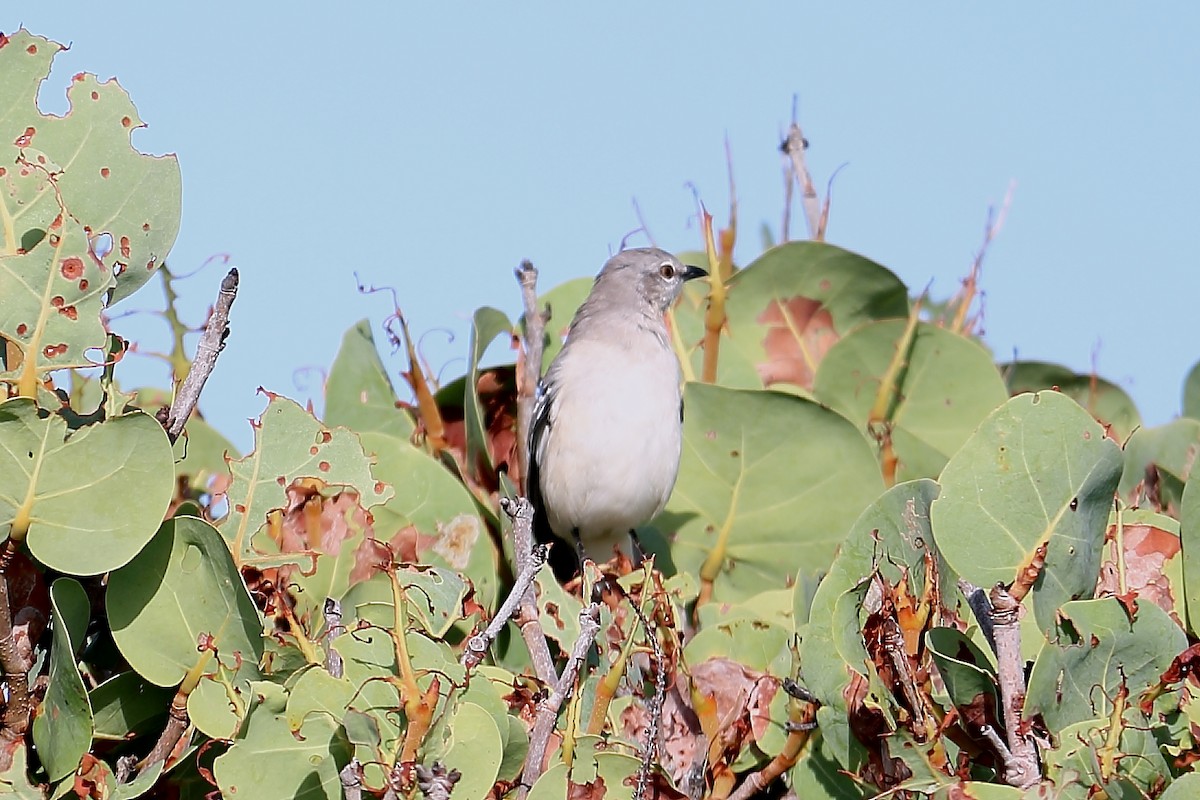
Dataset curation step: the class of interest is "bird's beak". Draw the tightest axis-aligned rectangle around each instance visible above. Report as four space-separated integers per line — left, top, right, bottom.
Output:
681 265 709 282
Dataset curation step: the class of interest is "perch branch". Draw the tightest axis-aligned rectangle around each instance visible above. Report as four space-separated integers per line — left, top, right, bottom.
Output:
339 760 364 800
501 497 557 685
515 260 548 490
0 540 32 772
518 604 601 800
162 268 239 442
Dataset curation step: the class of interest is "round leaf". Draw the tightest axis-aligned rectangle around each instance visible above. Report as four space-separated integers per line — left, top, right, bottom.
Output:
438 702 503 800
932 392 1123 634
1003 360 1142 442
662 383 884 602
324 319 413 439
108 516 263 687
0 398 174 574
31 578 92 781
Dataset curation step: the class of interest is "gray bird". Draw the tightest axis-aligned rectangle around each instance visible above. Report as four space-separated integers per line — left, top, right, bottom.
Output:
527 247 708 563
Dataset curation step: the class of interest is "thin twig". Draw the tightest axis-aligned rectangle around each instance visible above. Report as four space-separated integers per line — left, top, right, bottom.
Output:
462 543 550 671
502 497 557 685
163 268 239 442
948 181 1015 334
630 594 667 800
323 597 346 678
518 604 601 799
415 763 461 800
143 689 189 770
781 101 821 240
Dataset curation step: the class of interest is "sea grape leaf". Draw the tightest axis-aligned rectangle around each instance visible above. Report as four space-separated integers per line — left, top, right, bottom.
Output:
324 319 414 439
661 383 884 603
672 242 909 391
1163 773 1200 799
89 672 173 741
527 735 641 800
107 517 263 689
926 627 997 713
932 392 1123 635
1025 598 1186 731
221 395 394 566
438 702 504 800
1042 713 1171 800
339 565 469 640
31 578 92 782
0 30 180 306
1184 360 1200 421
815 320 1008 480
0 397 174 574
213 681 350 800
1002 360 1142 442
1097 508 1185 627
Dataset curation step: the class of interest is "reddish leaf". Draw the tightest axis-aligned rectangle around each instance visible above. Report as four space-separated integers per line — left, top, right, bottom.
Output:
755 296 839 389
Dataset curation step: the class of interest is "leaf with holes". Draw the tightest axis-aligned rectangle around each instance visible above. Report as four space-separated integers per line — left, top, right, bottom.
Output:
220 394 394 567
660 383 884 603
932 392 1123 635
0 397 174 574
0 30 180 306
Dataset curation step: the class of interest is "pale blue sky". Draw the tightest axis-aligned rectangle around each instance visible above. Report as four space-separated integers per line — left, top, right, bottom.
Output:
11 4 1200 449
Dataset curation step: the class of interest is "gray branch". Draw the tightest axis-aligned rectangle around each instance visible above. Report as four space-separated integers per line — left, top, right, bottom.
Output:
164 267 239 442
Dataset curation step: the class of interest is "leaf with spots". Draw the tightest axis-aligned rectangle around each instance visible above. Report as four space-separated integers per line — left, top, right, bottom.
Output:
219 394 394 567
932 392 1124 636
0 30 180 306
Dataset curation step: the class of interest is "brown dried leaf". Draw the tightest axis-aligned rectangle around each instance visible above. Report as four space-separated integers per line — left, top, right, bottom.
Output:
755 296 839 389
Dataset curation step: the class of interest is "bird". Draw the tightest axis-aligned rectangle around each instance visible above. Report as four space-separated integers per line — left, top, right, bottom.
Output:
526 247 708 566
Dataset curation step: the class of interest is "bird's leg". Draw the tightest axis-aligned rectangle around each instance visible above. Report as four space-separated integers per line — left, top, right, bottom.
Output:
571 528 589 567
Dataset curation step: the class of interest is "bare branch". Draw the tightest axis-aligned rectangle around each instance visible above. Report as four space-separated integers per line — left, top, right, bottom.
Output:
162 268 239 442
515 261 548 494
339 760 364 800
462 543 550 672
518 604 602 799
323 597 346 678
781 108 821 240
989 585 1041 788
501 497 557 685
0 540 32 772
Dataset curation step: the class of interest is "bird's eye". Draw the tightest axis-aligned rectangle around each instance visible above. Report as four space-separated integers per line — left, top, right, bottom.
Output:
659 263 676 279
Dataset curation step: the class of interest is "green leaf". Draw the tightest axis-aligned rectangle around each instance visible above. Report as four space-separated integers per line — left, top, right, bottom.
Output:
525 277 592 368
1025 598 1186 731
89 672 173 740
213 681 350 800
1163 773 1200 799
464 307 513 472
814 320 1008 480
439 702 503 800
674 241 909 391
174 414 240 494
0 746 45 798
109 761 165 800
926 627 997 711
688 590 794 672
801 479 946 768
1003 360 1142 442
221 395 394 566
0 398 174 574
0 31 180 304
108 517 263 688
32 578 92 781
662 383 885 602
340 565 469 640
932 392 1123 635
1119 418 1200 512
1042 712 1172 798
360 431 499 610
1182 468 1200 635
527 735 641 800
324 319 414 438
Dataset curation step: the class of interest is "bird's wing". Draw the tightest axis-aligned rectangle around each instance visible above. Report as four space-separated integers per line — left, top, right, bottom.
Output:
526 377 557 546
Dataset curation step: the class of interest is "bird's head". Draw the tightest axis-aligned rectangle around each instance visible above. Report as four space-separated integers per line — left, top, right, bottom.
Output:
595 247 709 314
